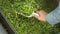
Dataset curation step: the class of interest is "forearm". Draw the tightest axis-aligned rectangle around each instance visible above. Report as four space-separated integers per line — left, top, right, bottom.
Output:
46 3 60 25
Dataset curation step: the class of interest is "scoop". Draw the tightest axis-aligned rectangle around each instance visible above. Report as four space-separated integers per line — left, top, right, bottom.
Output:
20 12 39 18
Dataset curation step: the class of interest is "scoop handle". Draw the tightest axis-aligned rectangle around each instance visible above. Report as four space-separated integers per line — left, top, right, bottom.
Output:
27 13 39 18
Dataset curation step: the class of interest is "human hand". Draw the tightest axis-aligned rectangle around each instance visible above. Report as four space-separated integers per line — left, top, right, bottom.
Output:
32 10 48 22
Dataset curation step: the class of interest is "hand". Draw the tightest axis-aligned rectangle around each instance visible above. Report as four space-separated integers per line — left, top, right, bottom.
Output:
32 10 48 22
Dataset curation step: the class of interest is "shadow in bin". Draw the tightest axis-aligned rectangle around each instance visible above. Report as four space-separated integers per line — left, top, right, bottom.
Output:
54 23 60 28
50 23 60 34
0 11 17 34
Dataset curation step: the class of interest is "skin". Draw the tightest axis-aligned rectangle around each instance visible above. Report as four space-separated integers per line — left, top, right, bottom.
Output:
32 10 47 22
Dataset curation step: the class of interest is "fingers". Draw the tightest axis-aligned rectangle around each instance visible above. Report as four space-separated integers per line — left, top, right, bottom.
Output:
32 13 41 20
36 11 40 16
36 10 47 16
